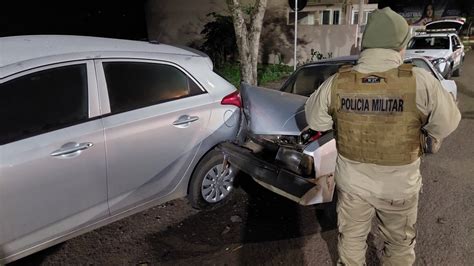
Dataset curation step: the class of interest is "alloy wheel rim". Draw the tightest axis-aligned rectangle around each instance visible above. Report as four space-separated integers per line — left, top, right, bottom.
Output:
201 163 235 203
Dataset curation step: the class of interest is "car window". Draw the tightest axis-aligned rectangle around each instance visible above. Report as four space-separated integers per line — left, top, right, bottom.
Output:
451 35 461 47
103 62 204 114
407 36 449 49
292 64 340 96
451 36 457 48
455 36 462 45
0 64 88 145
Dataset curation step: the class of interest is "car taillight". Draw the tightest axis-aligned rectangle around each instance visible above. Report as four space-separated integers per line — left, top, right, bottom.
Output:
310 131 322 142
221 91 242 108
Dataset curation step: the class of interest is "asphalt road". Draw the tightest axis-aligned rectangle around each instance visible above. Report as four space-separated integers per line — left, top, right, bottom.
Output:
13 52 474 266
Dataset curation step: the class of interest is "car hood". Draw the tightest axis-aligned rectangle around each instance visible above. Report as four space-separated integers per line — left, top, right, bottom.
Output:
240 83 308 136
405 49 450 60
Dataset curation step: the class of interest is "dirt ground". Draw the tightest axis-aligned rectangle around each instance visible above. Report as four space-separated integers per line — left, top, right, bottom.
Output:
12 53 474 265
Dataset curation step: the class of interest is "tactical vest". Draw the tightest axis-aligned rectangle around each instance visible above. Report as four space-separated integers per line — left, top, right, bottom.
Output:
329 64 427 166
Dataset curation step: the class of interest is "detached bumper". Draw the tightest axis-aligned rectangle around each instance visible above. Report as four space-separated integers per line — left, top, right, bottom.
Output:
219 142 334 205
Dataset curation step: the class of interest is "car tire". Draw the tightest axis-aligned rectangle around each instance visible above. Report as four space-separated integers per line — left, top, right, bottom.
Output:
453 65 461 77
445 65 453 79
188 149 237 210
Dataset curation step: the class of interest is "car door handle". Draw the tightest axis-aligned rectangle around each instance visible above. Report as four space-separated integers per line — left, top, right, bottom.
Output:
172 115 199 126
50 142 94 157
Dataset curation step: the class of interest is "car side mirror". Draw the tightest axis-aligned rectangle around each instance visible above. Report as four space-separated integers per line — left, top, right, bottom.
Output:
453 44 461 51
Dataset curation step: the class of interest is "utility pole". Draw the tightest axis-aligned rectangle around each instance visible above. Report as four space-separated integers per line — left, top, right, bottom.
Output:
357 0 365 48
294 0 298 70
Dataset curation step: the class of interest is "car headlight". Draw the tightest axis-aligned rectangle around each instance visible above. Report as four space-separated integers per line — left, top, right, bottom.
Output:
431 58 447 75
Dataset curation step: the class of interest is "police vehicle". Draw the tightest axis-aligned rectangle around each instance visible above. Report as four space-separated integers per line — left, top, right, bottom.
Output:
406 18 465 78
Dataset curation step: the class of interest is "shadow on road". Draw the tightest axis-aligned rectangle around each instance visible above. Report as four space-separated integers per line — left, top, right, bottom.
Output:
12 176 340 265
9 243 64 266
456 82 474 99
236 175 307 265
143 174 339 264
461 111 474 120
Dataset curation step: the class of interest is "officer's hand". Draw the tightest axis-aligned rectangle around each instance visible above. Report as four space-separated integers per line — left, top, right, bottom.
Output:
421 132 442 154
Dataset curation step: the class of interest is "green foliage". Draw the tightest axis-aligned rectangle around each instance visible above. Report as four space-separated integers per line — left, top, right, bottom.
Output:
200 13 237 68
215 63 241 88
215 63 293 88
258 64 293 85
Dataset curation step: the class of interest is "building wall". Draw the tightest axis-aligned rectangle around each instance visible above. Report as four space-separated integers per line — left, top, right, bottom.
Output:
262 5 358 64
146 0 359 65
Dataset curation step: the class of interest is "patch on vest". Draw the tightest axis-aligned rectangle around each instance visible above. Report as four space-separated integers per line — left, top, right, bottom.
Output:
362 75 382 84
339 94 404 114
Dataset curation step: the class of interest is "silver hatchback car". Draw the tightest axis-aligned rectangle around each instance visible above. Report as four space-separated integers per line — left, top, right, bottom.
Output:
0 35 241 263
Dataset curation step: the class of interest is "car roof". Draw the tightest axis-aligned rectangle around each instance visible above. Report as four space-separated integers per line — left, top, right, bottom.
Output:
295 55 432 73
0 35 203 68
280 55 439 91
298 55 359 68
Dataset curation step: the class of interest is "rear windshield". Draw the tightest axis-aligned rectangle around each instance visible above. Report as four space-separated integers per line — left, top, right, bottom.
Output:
407 37 449 49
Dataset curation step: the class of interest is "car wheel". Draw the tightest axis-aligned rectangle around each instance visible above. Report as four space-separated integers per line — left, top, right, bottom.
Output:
445 65 453 79
188 149 237 210
453 65 461 77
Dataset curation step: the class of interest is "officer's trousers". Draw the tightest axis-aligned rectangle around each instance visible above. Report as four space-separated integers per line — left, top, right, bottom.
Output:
336 189 419 266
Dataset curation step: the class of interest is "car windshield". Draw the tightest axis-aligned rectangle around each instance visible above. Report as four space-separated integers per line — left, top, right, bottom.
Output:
407 36 449 49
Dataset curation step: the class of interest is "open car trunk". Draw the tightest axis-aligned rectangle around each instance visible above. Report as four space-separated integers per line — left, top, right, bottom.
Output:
219 84 337 205
426 19 464 34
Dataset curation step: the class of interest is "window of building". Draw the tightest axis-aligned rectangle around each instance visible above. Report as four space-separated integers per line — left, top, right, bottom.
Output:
103 62 204 114
289 11 315 25
353 12 359 24
0 64 88 144
333 10 340 25
321 10 331 25
289 8 341 25
352 10 373 25
319 9 341 25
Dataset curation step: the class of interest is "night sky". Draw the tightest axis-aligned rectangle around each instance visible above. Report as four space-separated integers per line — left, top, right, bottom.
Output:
0 1 472 41
0 1 148 40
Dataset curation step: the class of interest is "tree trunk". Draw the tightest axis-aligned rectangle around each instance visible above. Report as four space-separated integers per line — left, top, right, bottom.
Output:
227 0 267 86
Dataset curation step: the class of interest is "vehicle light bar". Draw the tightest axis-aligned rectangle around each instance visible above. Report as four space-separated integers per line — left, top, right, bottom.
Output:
416 28 458 33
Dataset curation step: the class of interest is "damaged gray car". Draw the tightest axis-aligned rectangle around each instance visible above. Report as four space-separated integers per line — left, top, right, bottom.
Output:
219 83 338 206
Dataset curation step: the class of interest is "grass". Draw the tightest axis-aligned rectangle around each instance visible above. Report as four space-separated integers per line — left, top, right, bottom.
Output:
215 63 241 87
258 64 293 85
215 63 293 88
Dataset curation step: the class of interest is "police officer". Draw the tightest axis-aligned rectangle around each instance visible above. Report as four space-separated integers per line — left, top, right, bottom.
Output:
305 7 460 265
